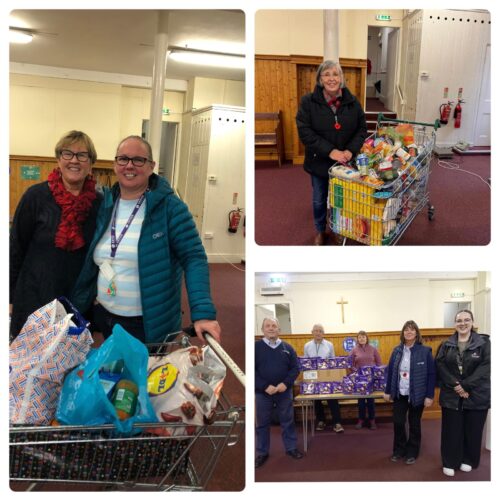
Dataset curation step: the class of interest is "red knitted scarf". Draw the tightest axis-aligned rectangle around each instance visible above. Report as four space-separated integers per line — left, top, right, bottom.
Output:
48 168 97 251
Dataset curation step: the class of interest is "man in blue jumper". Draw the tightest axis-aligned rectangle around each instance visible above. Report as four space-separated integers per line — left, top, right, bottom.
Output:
255 317 303 468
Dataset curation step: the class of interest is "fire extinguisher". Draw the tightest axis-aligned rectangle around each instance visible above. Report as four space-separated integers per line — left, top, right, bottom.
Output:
228 208 243 233
454 99 465 128
439 101 453 125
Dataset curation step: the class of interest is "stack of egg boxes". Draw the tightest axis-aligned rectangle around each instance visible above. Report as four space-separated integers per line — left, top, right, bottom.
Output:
342 365 387 395
298 356 352 395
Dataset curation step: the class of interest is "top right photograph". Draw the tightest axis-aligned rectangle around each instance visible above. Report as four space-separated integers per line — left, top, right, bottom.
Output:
255 9 491 246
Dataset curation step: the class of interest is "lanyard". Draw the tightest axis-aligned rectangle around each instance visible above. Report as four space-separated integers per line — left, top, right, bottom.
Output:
327 98 342 130
110 193 146 258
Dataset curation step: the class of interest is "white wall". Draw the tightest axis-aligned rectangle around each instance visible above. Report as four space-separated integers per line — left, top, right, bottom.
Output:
254 273 488 334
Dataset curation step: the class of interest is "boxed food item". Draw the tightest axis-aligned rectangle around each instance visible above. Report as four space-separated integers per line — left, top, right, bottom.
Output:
328 356 352 369
331 381 343 394
357 366 373 377
373 378 386 392
317 382 333 395
352 377 374 395
317 358 330 370
372 365 387 380
300 382 317 395
298 357 319 371
342 375 355 394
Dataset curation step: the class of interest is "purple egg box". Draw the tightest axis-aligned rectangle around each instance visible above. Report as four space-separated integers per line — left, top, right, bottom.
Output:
342 376 354 394
316 358 330 370
373 378 386 391
352 378 374 395
358 366 373 377
317 382 334 394
300 382 317 395
298 357 319 371
331 381 343 394
328 356 352 369
372 365 387 379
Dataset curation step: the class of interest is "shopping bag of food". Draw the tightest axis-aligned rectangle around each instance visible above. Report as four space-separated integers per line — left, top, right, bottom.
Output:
56 323 157 433
147 345 226 436
9 297 94 425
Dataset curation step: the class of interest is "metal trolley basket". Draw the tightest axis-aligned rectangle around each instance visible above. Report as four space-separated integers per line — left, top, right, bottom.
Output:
328 114 439 245
10 334 245 492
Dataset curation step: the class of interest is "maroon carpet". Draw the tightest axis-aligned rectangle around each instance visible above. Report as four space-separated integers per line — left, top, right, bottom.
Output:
255 418 490 482
255 154 490 245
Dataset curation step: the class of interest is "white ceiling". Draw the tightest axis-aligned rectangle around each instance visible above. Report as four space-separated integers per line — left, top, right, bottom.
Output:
9 10 245 83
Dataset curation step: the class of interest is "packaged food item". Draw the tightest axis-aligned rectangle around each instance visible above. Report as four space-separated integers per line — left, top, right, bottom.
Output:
111 379 138 420
298 357 319 370
300 382 317 395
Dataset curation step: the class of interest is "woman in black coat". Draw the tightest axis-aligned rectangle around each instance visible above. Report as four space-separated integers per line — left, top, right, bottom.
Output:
436 309 490 477
296 60 367 245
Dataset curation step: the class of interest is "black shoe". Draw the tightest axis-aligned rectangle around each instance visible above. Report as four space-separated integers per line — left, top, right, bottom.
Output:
255 454 269 468
405 457 416 465
390 455 402 462
286 449 304 459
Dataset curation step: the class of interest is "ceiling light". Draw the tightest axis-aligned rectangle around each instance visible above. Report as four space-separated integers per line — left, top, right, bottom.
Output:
168 47 244 69
9 28 33 44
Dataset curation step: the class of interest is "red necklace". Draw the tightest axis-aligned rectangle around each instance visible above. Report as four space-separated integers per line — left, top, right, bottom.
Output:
48 168 97 251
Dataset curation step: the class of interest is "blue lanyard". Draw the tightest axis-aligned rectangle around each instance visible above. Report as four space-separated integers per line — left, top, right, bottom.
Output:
110 194 146 258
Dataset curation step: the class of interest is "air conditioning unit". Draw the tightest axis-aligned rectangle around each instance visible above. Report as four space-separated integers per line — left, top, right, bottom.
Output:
260 285 284 296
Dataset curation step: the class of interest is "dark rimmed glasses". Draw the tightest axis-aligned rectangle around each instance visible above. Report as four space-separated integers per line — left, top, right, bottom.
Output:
115 155 152 167
60 149 90 162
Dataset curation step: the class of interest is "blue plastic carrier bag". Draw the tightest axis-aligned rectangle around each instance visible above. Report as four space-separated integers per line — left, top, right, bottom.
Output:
56 324 157 433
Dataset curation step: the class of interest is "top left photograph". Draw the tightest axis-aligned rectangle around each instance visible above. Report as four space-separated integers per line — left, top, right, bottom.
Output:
9 9 245 492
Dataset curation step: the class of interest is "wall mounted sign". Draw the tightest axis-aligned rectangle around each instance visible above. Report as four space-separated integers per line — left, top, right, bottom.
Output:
343 336 356 353
21 166 41 180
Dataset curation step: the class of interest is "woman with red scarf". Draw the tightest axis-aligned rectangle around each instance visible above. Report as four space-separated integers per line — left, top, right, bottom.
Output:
9 130 101 340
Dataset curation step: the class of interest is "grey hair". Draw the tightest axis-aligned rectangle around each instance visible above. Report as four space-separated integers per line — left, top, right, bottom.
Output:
261 317 280 330
311 323 325 333
316 60 345 88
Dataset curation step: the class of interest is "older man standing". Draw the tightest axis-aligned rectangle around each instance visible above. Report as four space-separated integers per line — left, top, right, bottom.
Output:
255 317 303 468
303 323 344 433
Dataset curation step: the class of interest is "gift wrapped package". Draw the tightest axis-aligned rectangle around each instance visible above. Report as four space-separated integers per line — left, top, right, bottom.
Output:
298 357 319 371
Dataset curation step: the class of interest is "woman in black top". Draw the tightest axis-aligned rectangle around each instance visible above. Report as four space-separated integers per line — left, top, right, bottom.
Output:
436 309 490 477
296 60 367 245
9 130 101 339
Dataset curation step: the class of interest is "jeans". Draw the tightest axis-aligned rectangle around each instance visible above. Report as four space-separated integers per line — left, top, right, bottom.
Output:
310 174 329 232
256 390 297 455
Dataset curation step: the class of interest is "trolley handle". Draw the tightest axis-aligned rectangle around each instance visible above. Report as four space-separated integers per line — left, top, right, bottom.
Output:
184 325 246 388
377 112 441 131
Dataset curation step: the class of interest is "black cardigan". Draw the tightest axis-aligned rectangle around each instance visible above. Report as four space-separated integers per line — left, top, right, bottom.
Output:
296 84 367 178
9 182 101 339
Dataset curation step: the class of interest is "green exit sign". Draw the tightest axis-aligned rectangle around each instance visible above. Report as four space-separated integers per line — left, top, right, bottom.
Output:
376 14 391 21
162 107 170 115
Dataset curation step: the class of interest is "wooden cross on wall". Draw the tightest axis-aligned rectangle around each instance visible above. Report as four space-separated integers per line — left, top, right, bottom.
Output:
337 296 348 323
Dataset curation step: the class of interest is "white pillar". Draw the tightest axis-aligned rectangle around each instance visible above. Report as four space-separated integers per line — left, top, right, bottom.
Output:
323 10 339 62
148 11 170 174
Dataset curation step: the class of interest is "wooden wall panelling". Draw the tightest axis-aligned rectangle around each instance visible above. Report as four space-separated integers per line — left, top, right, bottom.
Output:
9 155 115 220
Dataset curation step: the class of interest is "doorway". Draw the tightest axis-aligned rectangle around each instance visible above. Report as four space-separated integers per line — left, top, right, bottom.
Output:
366 26 400 112
473 43 491 147
142 120 179 185
443 302 471 328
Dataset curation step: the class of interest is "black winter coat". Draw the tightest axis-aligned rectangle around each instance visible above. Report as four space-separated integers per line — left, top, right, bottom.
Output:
435 332 491 410
296 84 367 179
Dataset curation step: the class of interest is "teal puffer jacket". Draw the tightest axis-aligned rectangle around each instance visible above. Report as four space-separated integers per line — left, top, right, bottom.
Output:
71 174 216 342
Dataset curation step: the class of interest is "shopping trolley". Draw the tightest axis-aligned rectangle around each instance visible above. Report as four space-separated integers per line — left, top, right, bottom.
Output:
328 114 439 245
9 332 245 492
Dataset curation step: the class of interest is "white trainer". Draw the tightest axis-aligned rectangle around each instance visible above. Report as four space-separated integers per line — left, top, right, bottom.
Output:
443 467 455 477
460 463 472 472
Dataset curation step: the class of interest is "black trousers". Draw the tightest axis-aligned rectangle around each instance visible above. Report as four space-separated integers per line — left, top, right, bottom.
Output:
392 395 424 459
441 407 488 469
315 399 341 425
91 302 146 343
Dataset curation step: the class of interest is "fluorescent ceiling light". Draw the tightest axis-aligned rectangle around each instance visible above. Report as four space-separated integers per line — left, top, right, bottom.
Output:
169 48 244 69
9 29 33 44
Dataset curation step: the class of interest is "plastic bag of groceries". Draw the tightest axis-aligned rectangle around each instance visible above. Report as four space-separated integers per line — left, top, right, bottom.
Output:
9 297 93 425
147 345 226 436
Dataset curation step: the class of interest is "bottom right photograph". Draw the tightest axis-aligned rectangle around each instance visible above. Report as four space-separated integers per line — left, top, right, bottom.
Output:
254 271 491 482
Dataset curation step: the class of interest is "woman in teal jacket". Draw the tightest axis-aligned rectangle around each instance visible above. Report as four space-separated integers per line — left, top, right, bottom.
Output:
71 135 220 344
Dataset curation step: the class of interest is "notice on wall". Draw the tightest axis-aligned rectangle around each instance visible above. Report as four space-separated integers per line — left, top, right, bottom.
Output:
343 336 356 353
21 165 41 180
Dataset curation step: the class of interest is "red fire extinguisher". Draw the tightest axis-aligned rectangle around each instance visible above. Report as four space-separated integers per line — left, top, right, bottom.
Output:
439 101 453 125
228 208 243 233
454 99 464 128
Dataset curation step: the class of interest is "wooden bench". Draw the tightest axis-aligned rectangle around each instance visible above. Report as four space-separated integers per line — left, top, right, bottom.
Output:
255 111 285 167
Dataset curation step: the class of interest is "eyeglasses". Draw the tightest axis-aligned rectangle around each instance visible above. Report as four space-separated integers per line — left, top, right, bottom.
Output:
60 149 90 162
456 318 472 324
114 156 151 167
